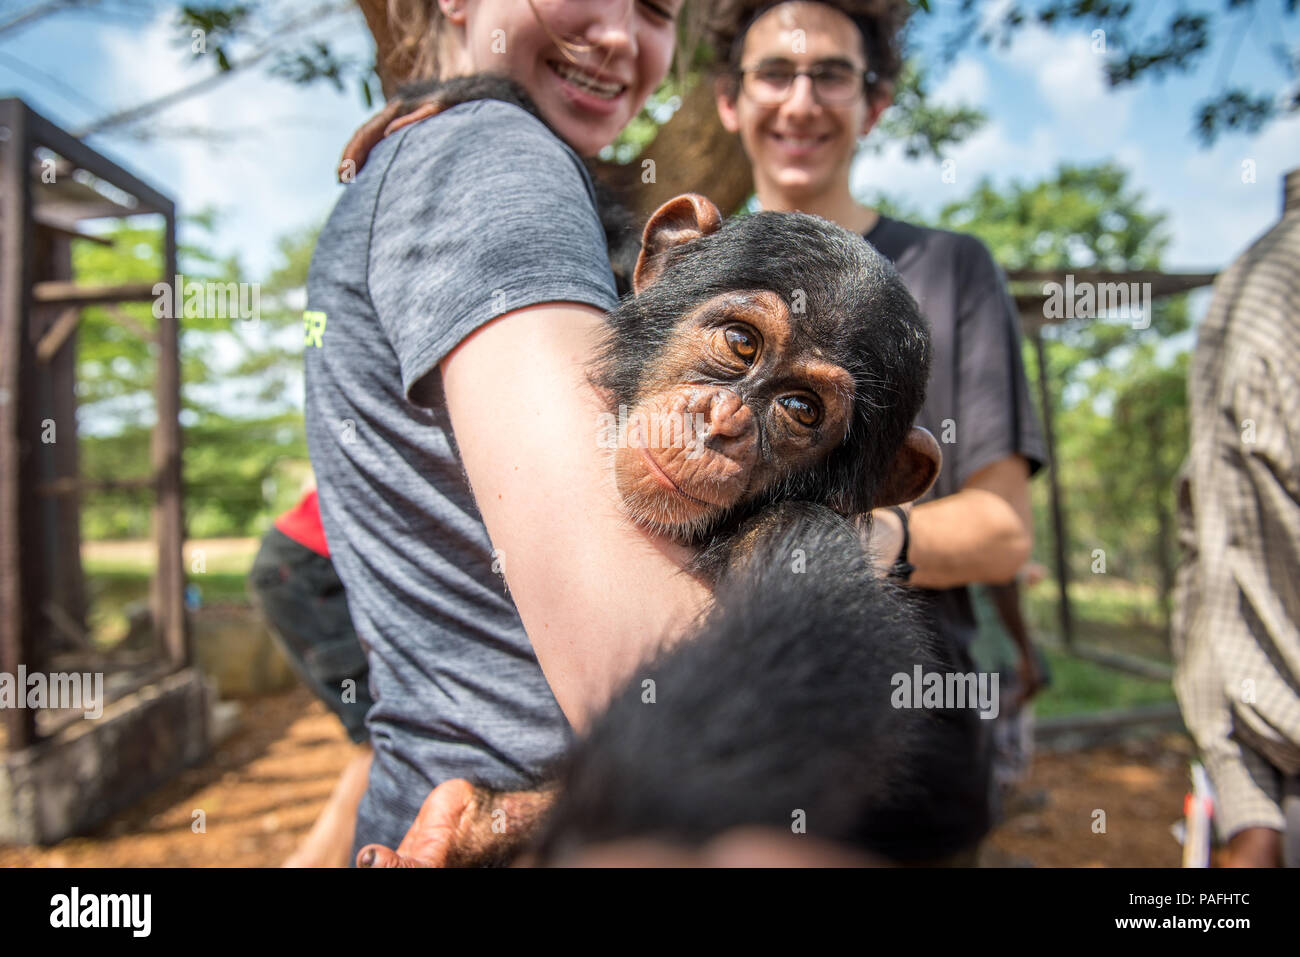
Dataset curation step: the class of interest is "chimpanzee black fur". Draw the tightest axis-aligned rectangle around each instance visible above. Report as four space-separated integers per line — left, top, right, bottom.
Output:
532 501 991 865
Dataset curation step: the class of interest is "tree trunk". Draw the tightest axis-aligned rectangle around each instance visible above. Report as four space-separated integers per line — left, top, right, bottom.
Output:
592 79 753 217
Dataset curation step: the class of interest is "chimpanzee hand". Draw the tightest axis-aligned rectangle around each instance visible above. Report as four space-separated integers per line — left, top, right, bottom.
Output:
356 778 556 868
338 75 543 184
337 95 449 184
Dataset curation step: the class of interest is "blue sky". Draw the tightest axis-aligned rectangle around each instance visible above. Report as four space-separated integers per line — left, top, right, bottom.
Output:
5 0 1298 284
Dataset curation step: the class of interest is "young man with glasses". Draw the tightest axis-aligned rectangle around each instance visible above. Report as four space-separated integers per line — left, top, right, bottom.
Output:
713 1 1047 765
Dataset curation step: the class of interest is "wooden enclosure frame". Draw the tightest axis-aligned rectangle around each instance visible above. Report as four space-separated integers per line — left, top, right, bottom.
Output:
0 98 184 751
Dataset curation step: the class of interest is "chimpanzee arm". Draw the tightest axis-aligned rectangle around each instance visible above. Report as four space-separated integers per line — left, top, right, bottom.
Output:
339 75 543 180
986 578 1045 704
396 73 541 114
393 75 641 295
357 778 558 867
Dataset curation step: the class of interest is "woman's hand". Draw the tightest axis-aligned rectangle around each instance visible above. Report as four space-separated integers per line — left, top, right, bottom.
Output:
1221 827 1283 868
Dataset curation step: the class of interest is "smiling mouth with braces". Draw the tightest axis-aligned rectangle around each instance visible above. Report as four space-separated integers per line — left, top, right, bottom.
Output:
549 60 625 99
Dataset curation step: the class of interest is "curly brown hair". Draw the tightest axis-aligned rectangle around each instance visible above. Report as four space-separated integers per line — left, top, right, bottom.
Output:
706 0 911 99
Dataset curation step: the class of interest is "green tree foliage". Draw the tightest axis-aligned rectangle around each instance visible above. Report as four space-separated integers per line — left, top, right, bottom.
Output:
73 214 316 540
40 1 1294 149
922 163 1189 633
873 61 988 161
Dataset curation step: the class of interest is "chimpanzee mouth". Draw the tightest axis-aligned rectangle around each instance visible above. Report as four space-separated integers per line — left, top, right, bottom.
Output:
637 448 724 509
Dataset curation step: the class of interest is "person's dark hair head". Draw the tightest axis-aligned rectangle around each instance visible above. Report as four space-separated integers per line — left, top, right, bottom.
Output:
533 502 992 866
708 0 911 103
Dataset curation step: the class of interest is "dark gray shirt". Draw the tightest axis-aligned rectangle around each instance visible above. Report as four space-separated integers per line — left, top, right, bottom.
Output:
303 100 618 852
865 216 1047 649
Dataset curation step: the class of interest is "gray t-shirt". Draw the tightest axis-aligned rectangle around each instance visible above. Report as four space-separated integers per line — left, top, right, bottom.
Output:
303 100 618 852
864 216 1048 651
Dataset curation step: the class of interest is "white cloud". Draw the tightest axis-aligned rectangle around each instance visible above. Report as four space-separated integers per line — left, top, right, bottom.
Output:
1159 114 1300 270
856 20 1147 215
931 58 988 109
853 114 1057 217
89 7 372 279
79 6 1297 288
1002 24 1133 147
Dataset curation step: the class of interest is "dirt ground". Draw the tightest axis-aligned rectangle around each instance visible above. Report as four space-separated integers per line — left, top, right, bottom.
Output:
985 734 1191 867
0 687 358 867
0 685 1191 868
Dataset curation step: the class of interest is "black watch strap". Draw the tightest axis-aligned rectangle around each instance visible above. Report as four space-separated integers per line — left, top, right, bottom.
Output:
887 505 915 582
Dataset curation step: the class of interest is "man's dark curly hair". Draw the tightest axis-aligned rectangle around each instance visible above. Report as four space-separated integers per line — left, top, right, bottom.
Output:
708 0 911 102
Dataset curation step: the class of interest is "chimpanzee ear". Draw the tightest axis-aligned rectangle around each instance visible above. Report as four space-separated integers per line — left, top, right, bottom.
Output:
632 193 723 294
872 427 942 508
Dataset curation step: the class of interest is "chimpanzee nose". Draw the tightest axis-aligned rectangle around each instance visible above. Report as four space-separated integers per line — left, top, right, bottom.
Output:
703 390 756 462
707 390 752 437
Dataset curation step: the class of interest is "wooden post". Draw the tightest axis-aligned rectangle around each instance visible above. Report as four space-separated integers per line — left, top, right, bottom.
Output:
1028 321 1075 651
153 210 186 670
0 99 36 747
31 229 89 659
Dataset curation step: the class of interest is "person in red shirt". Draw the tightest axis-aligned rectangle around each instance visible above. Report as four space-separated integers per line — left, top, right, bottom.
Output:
272 488 332 559
248 488 374 866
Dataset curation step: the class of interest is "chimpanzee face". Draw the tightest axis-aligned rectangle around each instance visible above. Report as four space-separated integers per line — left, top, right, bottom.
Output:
594 193 939 547
611 287 857 535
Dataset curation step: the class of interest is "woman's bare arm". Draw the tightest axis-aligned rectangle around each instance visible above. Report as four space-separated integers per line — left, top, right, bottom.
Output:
439 301 712 733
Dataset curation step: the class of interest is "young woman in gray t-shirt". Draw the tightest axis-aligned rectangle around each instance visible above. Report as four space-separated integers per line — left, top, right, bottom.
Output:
304 1 710 865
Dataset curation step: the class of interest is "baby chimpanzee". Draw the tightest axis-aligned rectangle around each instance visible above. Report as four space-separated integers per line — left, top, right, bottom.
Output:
532 502 992 866
340 75 941 576
604 193 937 576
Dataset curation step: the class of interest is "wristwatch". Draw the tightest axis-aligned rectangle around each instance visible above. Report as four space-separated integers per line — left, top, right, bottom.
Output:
887 505 915 583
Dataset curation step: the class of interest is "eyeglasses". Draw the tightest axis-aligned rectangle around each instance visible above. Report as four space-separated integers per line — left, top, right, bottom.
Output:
737 61 878 106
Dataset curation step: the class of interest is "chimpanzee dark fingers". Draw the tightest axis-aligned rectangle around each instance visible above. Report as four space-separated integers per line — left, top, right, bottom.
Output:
337 99 407 183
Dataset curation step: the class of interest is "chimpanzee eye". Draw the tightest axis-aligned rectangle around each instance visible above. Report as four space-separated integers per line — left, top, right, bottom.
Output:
778 394 821 428
724 325 759 362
